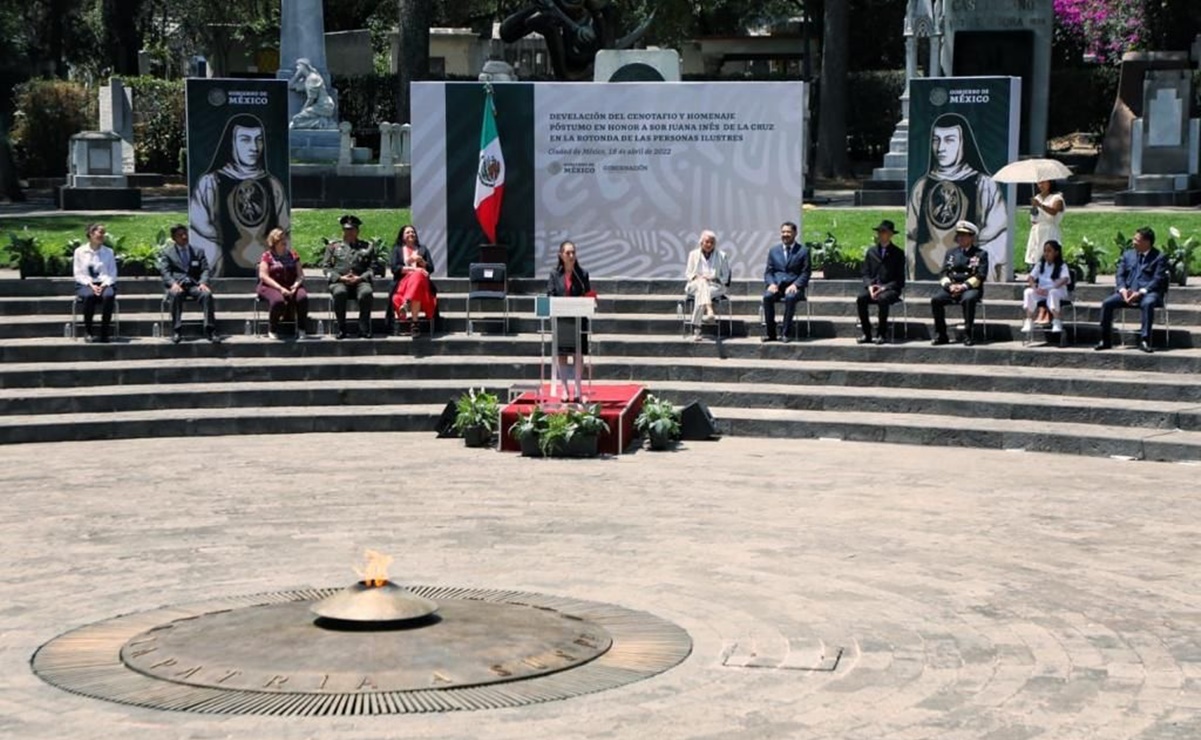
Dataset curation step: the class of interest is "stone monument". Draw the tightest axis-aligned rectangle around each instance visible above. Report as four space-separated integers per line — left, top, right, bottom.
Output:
940 0 1053 156
59 131 141 210
1115 69 1201 206
1096 52 1194 176
98 79 134 176
856 0 944 206
277 0 340 162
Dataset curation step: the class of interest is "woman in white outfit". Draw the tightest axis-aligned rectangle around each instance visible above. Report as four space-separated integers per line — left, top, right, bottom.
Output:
1024 179 1065 268
684 229 732 341
1022 239 1072 334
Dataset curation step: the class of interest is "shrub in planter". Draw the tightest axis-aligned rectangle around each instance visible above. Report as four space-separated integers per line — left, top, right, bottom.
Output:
634 394 681 451
565 404 609 458
1166 226 1198 287
538 410 576 457
452 388 499 448
508 407 547 457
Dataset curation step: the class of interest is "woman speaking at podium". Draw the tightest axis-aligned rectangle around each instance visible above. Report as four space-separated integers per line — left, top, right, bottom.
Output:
546 240 593 402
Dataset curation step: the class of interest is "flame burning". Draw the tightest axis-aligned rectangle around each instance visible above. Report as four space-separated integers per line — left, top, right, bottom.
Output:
354 549 393 588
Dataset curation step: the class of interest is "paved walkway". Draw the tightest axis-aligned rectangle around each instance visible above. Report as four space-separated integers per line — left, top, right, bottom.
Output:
1 433 1200 739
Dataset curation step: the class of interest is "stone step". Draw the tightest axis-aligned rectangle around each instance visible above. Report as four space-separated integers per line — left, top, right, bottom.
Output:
6 277 1201 304
3 351 1200 402
1 307 1197 348
3 334 1201 372
0 403 446 445
709 406 1201 463
1 378 1196 434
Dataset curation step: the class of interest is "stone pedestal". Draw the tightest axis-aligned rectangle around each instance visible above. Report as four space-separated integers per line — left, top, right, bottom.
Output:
61 130 141 211
593 50 681 82
1114 70 1201 206
98 79 135 175
1097 52 1192 176
290 129 341 163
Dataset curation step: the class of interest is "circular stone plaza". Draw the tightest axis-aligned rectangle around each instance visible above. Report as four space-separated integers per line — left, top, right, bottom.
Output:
2 431 1200 739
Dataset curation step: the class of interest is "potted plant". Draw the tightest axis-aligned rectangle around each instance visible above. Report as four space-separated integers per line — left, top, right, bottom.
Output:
1068 236 1107 284
809 232 861 279
566 404 610 458
452 388 499 448
5 232 43 278
538 410 576 458
508 407 547 457
634 394 681 451
1166 226 1198 287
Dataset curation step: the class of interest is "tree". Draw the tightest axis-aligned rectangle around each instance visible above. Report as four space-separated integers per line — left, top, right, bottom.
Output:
395 0 433 124
815 0 848 177
100 0 145 75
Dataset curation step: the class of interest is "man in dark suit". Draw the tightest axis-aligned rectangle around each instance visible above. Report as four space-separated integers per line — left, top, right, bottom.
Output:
1095 226 1168 353
856 219 906 345
761 221 811 343
159 224 218 343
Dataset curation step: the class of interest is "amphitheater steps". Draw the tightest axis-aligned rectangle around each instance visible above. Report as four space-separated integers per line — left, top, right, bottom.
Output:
710 406 1201 463
0 403 447 445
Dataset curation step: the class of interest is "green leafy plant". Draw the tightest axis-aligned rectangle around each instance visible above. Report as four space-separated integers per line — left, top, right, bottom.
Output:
538 410 577 457
1166 226 1199 286
453 388 499 445
1068 235 1111 284
5 231 42 277
807 232 861 278
569 404 610 438
508 407 547 456
634 395 681 450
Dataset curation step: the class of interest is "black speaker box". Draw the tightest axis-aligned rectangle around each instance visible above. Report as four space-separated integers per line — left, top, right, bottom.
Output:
434 401 459 438
679 401 719 440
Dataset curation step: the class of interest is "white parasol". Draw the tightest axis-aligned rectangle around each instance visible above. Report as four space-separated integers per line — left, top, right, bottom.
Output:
991 158 1074 184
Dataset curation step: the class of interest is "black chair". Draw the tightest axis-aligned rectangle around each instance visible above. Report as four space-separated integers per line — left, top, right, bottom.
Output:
466 262 510 335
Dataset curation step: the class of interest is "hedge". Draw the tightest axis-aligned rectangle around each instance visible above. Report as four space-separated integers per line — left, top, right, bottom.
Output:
11 80 97 178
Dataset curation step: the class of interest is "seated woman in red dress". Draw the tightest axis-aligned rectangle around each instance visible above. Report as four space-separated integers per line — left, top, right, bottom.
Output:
257 227 309 339
388 224 437 336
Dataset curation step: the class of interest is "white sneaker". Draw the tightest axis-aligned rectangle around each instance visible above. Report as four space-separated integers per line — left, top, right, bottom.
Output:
267 330 279 340
1020 319 1032 333
691 331 704 342
297 329 307 340
1051 320 1063 333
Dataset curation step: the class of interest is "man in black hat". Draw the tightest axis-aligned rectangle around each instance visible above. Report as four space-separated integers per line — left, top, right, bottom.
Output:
856 220 906 345
322 214 377 339
930 220 988 347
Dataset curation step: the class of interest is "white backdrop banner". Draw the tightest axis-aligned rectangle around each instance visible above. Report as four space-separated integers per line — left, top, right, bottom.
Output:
412 81 806 279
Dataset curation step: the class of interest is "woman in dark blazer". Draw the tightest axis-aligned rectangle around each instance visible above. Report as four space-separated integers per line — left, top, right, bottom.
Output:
386 224 437 335
546 240 592 401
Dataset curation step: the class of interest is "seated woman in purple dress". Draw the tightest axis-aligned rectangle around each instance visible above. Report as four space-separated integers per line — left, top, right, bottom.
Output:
257 228 310 339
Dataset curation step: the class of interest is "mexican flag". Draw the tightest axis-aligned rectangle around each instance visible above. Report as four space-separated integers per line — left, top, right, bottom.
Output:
473 88 504 244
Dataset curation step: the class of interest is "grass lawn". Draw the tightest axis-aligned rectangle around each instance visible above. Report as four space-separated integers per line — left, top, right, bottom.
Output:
3 206 1199 272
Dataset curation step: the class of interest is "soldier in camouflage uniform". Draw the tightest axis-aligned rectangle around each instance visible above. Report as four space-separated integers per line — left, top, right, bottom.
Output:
323 214 377 339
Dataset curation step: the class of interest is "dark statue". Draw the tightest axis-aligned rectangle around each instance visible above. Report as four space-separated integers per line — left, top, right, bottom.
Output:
500 0 653 81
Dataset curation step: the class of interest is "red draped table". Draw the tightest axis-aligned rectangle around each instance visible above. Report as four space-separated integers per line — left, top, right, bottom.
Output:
500 384 647 455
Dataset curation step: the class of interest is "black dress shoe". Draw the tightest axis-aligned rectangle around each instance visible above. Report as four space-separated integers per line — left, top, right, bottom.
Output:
335 330 348 340
873 336 886 345
931 336 949 346
761 336 778 343
781 336 792 344
171 331 182 344
855 335 871 345
363 332 374 340
963 337 975 347
207 331 222 344
1093 341 1111 351
1138 338 1153 354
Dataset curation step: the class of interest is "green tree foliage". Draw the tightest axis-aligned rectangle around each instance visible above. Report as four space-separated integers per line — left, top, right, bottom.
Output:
10 79 97 178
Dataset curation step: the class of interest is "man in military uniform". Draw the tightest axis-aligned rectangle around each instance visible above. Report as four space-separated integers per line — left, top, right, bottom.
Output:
930 220 988 347
323 214 377 339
